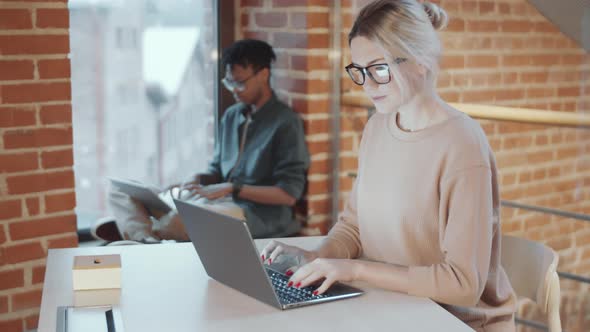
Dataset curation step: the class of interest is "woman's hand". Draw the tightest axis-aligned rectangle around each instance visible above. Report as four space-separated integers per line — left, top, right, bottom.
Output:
261 240 363 295
288 258 362 295
260 240 318 274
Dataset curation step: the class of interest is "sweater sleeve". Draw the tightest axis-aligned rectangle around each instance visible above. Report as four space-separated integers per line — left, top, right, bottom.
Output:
406 166 494 307
323 177 363 259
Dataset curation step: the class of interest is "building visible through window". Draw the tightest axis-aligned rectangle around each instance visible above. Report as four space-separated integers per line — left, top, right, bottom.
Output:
69 0 217 229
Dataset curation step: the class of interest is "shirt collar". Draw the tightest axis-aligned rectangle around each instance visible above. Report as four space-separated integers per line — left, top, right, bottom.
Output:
241 92 277 121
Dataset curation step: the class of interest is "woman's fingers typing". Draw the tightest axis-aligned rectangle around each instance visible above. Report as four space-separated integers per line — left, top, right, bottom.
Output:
268 244 288 264
285 258 359 295
260 245 350 296
284 265 299 276
261 241 297 264
297 271 325 289
312 277 336 295
260 240 278 262
287 261 316 287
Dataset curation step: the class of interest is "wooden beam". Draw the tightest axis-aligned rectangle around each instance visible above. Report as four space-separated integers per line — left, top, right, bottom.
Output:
341 95 590 129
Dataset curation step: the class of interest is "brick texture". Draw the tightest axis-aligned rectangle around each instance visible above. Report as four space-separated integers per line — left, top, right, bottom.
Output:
0 269 24 291
237 0 333 234
0 2 78 330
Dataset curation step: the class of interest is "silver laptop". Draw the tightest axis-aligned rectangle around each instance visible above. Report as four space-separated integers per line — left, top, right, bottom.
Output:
109 177 172 213
174 199 364 310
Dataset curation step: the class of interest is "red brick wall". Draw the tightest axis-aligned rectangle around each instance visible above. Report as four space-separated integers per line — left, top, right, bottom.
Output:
237 0 335 234
339 0 590 331
0 1 77 331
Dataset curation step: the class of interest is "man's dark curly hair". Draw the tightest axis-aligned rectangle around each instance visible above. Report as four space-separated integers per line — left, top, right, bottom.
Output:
221 39 276 72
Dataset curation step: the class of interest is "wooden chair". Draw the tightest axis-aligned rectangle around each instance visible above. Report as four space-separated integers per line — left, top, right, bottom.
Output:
501 235 562 332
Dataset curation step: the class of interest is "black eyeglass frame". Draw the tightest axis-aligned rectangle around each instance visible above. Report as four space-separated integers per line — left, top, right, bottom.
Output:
344 58 407 86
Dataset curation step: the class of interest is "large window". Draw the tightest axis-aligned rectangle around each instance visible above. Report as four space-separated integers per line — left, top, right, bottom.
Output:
69 0 218 229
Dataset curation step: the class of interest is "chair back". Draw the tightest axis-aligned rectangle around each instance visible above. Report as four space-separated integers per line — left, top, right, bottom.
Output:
501 235 562 332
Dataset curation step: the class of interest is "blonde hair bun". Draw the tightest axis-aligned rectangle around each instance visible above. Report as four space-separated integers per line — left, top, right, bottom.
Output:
423 1 448 31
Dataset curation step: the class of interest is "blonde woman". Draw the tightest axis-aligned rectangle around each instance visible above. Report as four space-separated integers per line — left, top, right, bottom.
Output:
261 0 517 330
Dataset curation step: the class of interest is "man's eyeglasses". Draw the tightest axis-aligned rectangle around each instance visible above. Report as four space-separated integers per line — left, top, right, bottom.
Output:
221 70 261 92
345 58 407 86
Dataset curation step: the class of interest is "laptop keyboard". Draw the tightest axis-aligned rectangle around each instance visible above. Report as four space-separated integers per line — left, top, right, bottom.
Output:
266 269 328 304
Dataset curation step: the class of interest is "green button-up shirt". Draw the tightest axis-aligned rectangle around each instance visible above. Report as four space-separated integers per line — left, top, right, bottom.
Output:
208 93 310 238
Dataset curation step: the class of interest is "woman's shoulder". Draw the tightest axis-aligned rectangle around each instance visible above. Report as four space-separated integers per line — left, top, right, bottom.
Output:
446 109 488 143
440 108 494 170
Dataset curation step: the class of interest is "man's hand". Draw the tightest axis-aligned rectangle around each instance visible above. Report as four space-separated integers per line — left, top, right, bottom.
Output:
166 175 202 199
192 183 233 200
164 183 183 199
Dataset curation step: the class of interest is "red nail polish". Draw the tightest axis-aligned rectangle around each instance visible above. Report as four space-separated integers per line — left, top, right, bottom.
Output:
261 255 265 261
313 291 318 296
285 270 293 276
268 258 272 264
295 282 301 288
287 281 293 287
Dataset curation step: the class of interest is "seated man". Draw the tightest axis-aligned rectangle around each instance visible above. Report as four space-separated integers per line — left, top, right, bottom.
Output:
94 39 310 243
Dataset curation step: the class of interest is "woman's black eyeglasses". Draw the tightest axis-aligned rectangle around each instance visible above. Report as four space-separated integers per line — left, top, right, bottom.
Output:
345 58 407 86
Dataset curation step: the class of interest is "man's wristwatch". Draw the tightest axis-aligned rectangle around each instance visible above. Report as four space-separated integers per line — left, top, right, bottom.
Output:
232 181 243 200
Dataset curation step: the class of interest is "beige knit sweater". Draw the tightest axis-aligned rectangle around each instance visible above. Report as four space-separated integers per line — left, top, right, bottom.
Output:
326 110 517 331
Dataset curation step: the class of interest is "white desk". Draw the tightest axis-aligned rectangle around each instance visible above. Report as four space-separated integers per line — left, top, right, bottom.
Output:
39 237 473 332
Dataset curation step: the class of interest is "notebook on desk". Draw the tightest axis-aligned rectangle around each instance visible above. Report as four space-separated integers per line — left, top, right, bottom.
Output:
174 199 364 310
